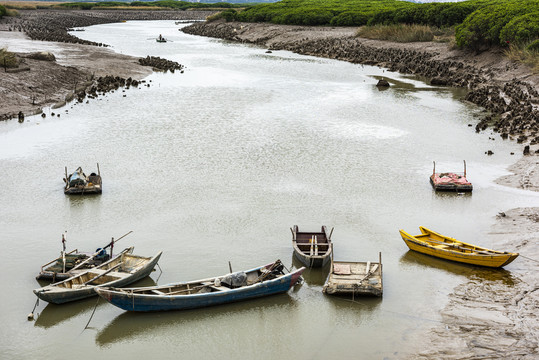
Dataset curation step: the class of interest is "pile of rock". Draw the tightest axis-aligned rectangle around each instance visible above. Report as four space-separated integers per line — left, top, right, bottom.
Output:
138 56 184 73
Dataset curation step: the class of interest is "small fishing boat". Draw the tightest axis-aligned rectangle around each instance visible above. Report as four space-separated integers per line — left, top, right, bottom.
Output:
36 231 133 281
95 260 304 312
34 248 162 304
399 226 519 268
64 164 102 194
291 225 333 268
323 250 383 297
156 34 166 43
430 160 472 192
37 248 110 281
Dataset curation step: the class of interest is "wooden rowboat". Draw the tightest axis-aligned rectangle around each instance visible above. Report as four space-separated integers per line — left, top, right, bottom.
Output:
323 249 383 297
95 260 305 312
34 248 162 304
399 226 518 268
36 231 133 281
36 248 111 281
430 160 472 192
291 225 333 268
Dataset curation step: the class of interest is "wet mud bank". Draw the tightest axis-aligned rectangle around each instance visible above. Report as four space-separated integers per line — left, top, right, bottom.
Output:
182 21 539 154
0 9 211 120
183 20 539 359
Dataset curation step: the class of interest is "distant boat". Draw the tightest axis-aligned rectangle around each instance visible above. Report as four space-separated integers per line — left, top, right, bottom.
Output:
34 248 162 304
95 260 305 312
64 164 102 194
323 250 383 297
399 226 518 268
291 225 333 268
156 35 166 43
430 160 472 192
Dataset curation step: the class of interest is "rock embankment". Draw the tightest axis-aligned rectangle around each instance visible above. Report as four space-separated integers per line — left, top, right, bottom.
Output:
182 21 539 153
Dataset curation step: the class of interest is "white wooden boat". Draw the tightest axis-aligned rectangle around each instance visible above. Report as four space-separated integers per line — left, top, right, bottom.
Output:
34 248 162 304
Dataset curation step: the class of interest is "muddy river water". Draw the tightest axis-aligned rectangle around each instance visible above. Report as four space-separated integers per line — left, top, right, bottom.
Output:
0 21 536 359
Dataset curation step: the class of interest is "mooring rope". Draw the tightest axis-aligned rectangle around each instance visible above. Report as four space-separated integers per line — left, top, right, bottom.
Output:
83 296 100 332
520 254 539 264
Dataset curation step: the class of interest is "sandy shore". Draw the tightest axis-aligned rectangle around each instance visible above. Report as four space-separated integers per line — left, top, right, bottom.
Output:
1 12 538 358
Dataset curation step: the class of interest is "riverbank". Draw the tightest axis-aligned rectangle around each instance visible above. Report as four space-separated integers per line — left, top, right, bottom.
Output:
180 20 539 359
1 12 538 358
0 9 214 120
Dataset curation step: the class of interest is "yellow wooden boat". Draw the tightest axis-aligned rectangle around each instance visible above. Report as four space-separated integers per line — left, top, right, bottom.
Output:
399 226 518 268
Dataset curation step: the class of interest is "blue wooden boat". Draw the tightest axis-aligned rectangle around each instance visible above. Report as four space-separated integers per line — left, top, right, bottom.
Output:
95 260 305 312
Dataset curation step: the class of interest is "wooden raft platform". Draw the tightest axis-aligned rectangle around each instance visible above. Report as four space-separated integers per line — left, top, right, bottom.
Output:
323 252 383 297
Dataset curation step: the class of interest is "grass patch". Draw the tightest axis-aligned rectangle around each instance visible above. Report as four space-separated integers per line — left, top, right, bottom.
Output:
505 42 539 73
356 24 434 42
0 48 18 68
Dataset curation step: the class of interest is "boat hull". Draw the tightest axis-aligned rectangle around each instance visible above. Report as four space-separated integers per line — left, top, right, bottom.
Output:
34 252 162 304
291 225 332 268
399 228 518 268
293 250 331 268
95 268 304 312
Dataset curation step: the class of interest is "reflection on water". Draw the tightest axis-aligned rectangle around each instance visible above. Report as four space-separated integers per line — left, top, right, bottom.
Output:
35 276 158 329
96 292 298 347
35 297 104 329
291 254 330 286
399 250 516 285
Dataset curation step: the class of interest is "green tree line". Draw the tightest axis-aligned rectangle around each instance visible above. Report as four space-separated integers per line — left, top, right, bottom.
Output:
219 0 538 50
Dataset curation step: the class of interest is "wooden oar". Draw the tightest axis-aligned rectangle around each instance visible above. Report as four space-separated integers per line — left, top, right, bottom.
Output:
84 263 122 285
71 231 133 271
422 238 494 255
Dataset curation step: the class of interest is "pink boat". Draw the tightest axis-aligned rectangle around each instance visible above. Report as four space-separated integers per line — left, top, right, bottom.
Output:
430 161 473 192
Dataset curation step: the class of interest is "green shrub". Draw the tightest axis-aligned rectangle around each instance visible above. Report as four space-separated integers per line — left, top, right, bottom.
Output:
207 9 238 22
500 12 539 45
456 0 539 50
0 48 18 68
0 5 6 17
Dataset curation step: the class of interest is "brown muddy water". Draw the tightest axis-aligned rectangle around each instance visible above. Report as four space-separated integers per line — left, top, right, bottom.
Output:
0 21 537 359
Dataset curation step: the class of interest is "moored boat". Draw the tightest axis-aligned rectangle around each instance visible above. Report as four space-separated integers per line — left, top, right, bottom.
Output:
34 248 162 304
430 160 472 192
36 231 133 281
291 225 333 268
64 164 102 194
37 248 110 281
95 260 305 312
323 250 383 297
399 226 518 268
